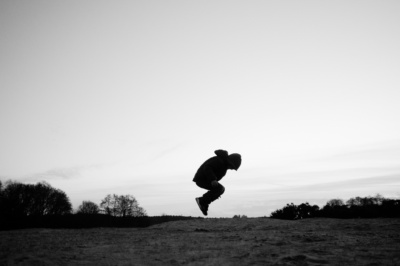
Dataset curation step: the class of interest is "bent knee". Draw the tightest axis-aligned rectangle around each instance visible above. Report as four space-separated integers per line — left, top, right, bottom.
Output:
218 185 225 195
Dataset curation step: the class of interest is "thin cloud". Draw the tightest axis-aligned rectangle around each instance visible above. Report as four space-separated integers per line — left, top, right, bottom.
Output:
20 163 108 182
278 174 400 193
316 139 400 163
149 142 185 161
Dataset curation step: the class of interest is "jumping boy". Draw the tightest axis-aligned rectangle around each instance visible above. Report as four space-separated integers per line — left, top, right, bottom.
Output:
193 149 242 216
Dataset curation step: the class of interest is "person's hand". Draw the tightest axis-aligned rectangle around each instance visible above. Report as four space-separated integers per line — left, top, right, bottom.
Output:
211 180 219 188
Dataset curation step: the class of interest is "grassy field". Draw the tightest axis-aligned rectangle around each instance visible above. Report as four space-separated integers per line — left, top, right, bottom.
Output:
1 218 399 265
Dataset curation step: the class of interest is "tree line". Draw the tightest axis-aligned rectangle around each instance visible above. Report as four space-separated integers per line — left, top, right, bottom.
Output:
0 180 196 230
270 194 400 220
76 194 147 217
0 180 146 218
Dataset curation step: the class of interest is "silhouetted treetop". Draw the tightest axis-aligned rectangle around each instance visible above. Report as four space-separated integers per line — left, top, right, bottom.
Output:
325 198 345 207
100 194 147 217
0 180 72 217
77 201 100 215
270 202 319 220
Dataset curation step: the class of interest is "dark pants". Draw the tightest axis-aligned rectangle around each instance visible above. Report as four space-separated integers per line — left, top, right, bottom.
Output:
196 181 225 205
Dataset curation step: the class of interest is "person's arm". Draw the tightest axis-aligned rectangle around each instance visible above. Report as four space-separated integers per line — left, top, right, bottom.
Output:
205 166 219 187
211 180 219 187
203 165 217 183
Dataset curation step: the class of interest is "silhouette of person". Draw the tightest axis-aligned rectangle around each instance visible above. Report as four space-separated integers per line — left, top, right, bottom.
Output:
193 149 242 216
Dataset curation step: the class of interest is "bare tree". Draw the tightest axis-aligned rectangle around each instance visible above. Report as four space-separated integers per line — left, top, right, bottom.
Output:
100 194 147 217
347 194 385 207
77 201 100 214
0 180 3 217
100 194 118 216
346 196 363 206
372 194 385 205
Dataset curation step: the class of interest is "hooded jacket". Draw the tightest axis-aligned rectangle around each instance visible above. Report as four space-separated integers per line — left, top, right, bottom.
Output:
193 150 232 184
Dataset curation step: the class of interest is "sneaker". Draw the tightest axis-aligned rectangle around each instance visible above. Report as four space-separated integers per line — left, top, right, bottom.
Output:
195 197 208 216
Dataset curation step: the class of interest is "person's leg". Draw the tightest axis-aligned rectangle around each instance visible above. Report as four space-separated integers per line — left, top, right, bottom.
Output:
196 181 225 205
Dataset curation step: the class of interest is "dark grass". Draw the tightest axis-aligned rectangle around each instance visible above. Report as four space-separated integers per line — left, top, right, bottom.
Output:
0 214 202 231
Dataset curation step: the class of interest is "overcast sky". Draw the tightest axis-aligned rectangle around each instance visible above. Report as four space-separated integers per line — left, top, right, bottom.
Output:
1 1 400 217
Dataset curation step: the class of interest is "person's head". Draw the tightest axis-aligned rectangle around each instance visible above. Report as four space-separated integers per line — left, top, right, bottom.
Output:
227 153 241 171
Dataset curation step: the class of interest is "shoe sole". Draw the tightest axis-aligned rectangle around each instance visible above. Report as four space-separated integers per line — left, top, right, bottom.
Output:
195 198 207 216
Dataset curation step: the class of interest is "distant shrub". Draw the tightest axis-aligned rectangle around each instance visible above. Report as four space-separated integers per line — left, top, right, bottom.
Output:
270 202 319 220
233 215 248 218
298 203 320 218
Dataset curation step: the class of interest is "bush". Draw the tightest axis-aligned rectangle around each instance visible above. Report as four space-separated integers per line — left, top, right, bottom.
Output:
233 215 248 218
270 194 400 220
270 202 320 220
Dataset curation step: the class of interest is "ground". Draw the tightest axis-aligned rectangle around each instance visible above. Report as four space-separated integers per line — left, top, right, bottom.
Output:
1 218 400 265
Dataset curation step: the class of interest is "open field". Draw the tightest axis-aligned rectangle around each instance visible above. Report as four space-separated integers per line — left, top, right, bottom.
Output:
1 218 400 265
